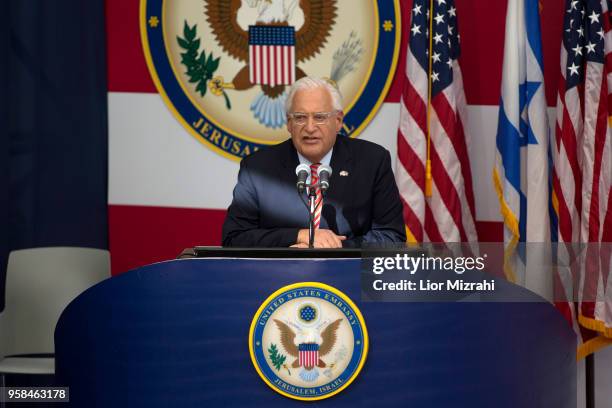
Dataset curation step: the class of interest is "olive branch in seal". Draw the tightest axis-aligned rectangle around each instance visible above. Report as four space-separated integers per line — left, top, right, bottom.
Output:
176 21 231 109
268 343 291 376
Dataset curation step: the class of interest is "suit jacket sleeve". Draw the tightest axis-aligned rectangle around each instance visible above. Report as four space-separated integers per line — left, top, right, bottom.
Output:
342 149 406 248
222 158 300 247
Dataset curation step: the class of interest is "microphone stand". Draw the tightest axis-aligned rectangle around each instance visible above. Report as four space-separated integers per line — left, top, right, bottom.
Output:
298 182 323 249
308 187 317 248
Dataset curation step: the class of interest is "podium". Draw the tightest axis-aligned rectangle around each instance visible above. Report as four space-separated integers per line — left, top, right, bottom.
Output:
55 252 576 407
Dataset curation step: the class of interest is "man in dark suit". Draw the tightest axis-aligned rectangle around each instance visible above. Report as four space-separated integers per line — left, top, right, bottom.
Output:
222 77 406 248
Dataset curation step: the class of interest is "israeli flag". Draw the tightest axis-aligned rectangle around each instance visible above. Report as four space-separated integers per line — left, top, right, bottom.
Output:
493 0 551 293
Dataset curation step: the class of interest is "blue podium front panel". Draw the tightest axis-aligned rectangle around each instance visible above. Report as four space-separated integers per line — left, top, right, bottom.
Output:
55 258 576 407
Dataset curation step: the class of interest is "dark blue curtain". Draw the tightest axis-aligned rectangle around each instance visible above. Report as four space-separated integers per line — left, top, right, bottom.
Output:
0 0 108 310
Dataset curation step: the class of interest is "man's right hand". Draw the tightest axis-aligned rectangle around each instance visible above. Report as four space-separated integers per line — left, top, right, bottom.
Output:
296 229 347 248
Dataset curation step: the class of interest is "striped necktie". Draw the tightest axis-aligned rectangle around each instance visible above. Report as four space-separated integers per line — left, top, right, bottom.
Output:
310 163 322 229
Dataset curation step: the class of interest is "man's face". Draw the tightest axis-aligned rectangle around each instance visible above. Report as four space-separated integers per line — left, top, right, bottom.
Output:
287 87 343 163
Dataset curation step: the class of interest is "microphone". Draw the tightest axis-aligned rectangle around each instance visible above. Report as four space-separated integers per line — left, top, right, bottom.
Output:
317 164 332 193
295 164 310 193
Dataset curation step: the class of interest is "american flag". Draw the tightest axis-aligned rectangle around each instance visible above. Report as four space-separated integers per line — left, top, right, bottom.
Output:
248 25 296 87
395 0 477 243
298 343 319 370
554 0 612 356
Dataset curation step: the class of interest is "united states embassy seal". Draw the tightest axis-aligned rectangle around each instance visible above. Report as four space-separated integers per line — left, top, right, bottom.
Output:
140 0 401 160
249 282 368 401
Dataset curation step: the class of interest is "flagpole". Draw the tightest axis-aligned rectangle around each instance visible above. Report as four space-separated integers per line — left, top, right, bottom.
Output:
586 354 594 408
425 0 434 197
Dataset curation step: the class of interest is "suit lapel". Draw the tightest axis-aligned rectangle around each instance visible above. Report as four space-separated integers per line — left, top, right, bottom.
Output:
280 139 299 174
275 139 311 227
280 138 300 182
329 136 353 195
323 136 352 230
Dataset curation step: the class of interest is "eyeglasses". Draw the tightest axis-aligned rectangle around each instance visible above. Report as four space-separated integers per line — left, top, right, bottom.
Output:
287 111 338 126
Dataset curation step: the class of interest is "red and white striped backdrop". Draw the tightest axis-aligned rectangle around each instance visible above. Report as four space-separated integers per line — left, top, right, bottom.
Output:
105 0 565 274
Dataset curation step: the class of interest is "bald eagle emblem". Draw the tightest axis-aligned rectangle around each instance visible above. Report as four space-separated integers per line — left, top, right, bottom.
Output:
205 0 357 129
249 283 368 400
273 313 342 382
141 0 401 160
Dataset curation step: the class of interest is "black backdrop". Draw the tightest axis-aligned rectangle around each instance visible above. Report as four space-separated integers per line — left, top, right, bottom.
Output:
0 0 109 310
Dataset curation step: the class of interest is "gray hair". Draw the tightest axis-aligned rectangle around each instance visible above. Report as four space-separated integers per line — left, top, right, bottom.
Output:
285 77 343 113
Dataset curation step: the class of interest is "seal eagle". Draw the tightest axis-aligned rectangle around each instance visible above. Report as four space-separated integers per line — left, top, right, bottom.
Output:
273 318 342 369
204 0 338 127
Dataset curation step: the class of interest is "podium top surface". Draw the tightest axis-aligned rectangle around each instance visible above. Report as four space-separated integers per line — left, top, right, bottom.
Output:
186 246 425 259
191 246 363 258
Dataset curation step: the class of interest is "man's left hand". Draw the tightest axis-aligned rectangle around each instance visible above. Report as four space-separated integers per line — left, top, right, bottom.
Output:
290 243 309 248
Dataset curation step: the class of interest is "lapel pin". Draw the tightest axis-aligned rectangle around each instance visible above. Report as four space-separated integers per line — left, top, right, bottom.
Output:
339 170 349 176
